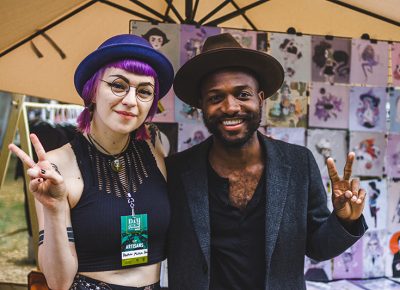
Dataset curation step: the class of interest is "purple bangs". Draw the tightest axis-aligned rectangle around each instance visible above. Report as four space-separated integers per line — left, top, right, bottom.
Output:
76 59 160 140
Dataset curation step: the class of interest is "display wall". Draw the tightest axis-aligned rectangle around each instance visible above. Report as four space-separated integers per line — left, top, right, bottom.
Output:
129 20 400 281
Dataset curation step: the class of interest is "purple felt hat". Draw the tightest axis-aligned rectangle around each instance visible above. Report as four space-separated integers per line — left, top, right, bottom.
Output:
74 34 174 99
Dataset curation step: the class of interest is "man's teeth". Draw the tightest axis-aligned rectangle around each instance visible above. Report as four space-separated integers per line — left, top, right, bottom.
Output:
223 119 243 126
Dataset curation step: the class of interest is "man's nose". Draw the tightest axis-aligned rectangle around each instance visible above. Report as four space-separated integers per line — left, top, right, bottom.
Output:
221 95 240 114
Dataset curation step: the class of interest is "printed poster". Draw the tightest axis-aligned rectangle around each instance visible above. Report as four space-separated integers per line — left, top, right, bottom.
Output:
178 122 210 152
362 230 386 278
309 83 350 129
260 127 306 146
387 180 400 233
263 81 308 128
387 134 400 178
270 33 312 82
349 86 387 133
311 36 351 84
361 179 387 230
350 131 386 177
350 39 389 86
130 21 180 122
333 239 363 279
306 129 347 178
175 24 220 123
390 89 400 133
392 43 400 87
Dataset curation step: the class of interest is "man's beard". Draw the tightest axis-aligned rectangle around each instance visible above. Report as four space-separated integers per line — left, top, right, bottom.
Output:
202 106 262 148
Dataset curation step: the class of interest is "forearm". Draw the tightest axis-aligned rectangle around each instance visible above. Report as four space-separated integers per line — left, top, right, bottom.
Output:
39 201 78 290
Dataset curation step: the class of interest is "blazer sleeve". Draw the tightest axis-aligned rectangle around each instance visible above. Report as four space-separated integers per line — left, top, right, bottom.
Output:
305 149 368 261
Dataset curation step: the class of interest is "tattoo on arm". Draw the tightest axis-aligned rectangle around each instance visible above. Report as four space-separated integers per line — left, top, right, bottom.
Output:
50 163 61 175
38 227 74 246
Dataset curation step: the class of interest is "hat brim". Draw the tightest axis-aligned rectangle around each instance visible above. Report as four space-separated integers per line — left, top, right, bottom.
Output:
173 48 284 108
74 43 174 99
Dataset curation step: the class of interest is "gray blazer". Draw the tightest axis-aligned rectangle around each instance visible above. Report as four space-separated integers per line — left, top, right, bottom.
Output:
166 133 367 290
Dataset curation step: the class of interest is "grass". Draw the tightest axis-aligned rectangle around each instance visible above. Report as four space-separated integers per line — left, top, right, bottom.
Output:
0 155 36 284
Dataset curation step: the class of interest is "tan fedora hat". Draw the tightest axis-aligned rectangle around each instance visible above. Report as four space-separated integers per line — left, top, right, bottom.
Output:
173 33 284 108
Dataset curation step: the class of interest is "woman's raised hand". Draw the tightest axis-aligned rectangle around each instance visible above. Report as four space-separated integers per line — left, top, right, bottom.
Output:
9 134 67 211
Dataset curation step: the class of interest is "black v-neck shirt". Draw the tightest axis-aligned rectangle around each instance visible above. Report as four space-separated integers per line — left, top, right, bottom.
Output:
208 161 266 290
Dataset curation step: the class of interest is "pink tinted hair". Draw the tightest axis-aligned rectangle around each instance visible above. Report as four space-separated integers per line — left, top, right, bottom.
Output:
76 59 160 140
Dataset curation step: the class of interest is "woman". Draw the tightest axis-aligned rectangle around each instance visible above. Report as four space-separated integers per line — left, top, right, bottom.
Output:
9 34 174 290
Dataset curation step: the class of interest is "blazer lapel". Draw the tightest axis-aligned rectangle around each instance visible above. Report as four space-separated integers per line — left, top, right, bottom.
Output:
180 138 212 266
261 136 292 272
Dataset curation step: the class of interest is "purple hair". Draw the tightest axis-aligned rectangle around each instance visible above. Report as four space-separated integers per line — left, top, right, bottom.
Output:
77 59 160 140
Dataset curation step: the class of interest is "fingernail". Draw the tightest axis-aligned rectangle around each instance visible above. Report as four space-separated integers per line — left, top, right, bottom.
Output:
345 191 352 198
38 178 42 183
41 169 46 174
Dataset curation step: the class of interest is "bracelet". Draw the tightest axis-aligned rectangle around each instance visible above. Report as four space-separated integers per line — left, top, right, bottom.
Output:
38 227 74 246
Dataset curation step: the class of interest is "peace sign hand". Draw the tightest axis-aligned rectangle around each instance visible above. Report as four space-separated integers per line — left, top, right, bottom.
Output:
327 152 366 223
8 134 67 211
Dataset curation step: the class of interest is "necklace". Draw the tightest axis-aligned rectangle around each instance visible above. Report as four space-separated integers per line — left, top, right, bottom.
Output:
88 134 130 173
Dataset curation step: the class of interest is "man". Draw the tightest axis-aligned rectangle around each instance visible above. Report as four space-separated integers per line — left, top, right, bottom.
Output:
167 33 367 290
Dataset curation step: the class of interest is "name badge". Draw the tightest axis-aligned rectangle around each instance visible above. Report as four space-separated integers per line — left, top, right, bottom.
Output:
120 214 148 266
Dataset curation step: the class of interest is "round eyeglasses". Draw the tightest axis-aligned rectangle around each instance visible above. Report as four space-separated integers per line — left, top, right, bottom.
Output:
101 78 155 102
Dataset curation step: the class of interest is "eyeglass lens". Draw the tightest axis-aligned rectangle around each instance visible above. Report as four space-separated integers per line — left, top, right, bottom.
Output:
107 78 155 102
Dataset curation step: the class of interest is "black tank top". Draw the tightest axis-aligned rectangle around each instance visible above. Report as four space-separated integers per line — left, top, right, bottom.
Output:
70 133 170 272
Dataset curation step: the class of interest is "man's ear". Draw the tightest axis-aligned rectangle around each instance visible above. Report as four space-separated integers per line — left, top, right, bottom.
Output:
258 91 265 103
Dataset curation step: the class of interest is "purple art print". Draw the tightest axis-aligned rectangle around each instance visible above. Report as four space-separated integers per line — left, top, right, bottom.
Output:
179 24 220 65
392 43 400 87
350 131 386 177
311 36 351 84
362 230 386 278
390 89 400 133
308 83 349 129
387 134 400 178
304 257 332 282
263 81 308 128
130 21 180 122
306 129 347 179
175 25 220 123
260 127 306 146
387 180 400 232
333 239 363 279
269 33 311 82
350 39 389 86
349 86 387 132
220 28 257 49
178 123 210 152
361 179 387 230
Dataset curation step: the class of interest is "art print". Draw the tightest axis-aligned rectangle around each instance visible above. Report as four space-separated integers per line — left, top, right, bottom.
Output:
270 33 311 82
306 129 347 178
387 134 400 178
311 36 351 84
333 239 363 279
392 43 400 87
387 180 400 232
304 257 332 282
349 86 387 132
362 230 386 278
130 21 180 122
350 131 386 177
260 127 305 146
220 28 257 49
178 123 210 152
308 83 349 129
360 179 387 230
389 89 400 133
175 25 220 123
263 81 308 128
350 39 389 86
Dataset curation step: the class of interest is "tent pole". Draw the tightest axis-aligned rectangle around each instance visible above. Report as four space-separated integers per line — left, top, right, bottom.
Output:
0 0 98 58
205 0 267 27
0 94 25 190
325 0 400 27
